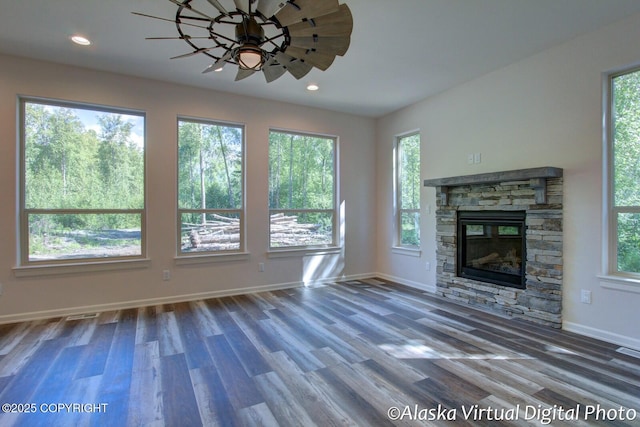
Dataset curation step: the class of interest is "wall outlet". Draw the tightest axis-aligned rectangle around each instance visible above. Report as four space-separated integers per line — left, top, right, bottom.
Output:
425 262 431 271
580 289 592 304
474 153 482 164
258 262 265 272
162 270 171 281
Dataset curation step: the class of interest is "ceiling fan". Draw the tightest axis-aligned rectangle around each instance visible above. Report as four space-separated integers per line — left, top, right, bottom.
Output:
134 0 353 83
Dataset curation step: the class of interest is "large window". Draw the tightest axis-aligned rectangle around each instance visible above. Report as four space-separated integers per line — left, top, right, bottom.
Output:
178 118 245 255
20 99 145 264
607 68 640 277
395 132 421 247
268 130 337 248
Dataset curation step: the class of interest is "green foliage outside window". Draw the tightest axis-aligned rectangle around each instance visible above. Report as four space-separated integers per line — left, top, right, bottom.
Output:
612 70 640 274
178 120 243 253
397 133 420 247
22 101 144 262
269 131 335 247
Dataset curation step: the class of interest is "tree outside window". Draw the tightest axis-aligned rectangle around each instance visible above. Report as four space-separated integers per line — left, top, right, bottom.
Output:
178 118 244 254
610 69 640 275
268 130 336 248
20 99 145 263
396 133 421 247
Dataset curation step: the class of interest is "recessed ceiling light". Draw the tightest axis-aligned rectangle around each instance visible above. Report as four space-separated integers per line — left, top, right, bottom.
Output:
71 35 91 46
307 84 319 91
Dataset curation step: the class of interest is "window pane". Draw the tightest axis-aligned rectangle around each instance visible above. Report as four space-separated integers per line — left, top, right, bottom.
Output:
21 100 146 265
269 132 334 210
178 120 243 210
617 212 640 274
268 130 336 249
400 211 420 246
28 213 141 261
396 133 420 247
181 212 241 253
612 71 640 207
399 134 421 210
270 212 333 247
24 103 144 210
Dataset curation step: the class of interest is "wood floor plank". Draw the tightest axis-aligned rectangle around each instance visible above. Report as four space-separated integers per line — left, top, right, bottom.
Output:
190 365 240 427
0 338 66 403
127 341 163 426
308 367 397 427
229 309 284 354
0 278 638 426
0 340 43 377
161 353 202 427
254 371 317 427
237 402 280 427
173 302 214 370
257 317 325 373
263 350 358 426
157 310 184 357
134 305 158 345
206 334 265 409
92 308 137 427
207 299 272 377
74 322 116 379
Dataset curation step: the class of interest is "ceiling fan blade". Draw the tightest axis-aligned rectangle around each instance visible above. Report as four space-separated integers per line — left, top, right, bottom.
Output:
257 0 287 18
275 52 312 80
146 36 211 40
284 46 334 71
205 0 230 15
171 48 213 59
275 0 340 27
289 36 350 56
235 68 256 81
132 12 210 30
168 0 215 20
233 0 249 13
286 4 353 38
262 58 287 82
202 51 234 73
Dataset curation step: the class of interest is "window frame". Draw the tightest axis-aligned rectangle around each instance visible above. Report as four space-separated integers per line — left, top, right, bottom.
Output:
394 130 421 250
17 97 147 267
603 65 640 282
268 128 339 251
176 116 246 257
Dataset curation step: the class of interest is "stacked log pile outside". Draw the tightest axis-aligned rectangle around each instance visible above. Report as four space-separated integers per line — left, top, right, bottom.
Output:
183 213 322 251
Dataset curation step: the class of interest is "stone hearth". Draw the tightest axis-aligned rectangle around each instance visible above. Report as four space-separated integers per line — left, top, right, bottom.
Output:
424 167 563 328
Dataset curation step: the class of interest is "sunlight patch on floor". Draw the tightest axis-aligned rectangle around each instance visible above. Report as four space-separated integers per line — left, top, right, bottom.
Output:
379 340 533 360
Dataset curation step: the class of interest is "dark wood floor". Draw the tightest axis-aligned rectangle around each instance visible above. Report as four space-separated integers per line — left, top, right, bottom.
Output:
0 278 638 426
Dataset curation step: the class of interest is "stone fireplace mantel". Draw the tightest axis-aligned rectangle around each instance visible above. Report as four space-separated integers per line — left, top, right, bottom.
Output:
423 167 564 328
424 166 563 205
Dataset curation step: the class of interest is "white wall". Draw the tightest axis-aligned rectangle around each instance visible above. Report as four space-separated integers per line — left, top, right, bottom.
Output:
376 13 640 349
0 55 376 322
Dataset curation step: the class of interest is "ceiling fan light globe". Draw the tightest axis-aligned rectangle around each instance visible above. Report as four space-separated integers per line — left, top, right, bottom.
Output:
238 45 264 70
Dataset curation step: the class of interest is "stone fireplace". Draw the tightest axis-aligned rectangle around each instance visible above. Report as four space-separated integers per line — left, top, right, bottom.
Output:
424 167 563 328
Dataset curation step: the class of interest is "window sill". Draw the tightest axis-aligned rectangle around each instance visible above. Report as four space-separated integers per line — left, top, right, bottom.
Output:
598 274 640 294
13 258 151 278
267 247 341 259
175 252 250 265
392 246 422 257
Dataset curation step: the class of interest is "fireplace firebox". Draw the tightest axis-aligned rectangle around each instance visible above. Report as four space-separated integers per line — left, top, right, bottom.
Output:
457 211 526 289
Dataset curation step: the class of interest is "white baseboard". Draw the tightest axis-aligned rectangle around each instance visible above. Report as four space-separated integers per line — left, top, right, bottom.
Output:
0 273 374 325
374 272 437 293
563 321 640 351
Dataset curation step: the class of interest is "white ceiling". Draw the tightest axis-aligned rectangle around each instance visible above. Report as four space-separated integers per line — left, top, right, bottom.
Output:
1 0 640 117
